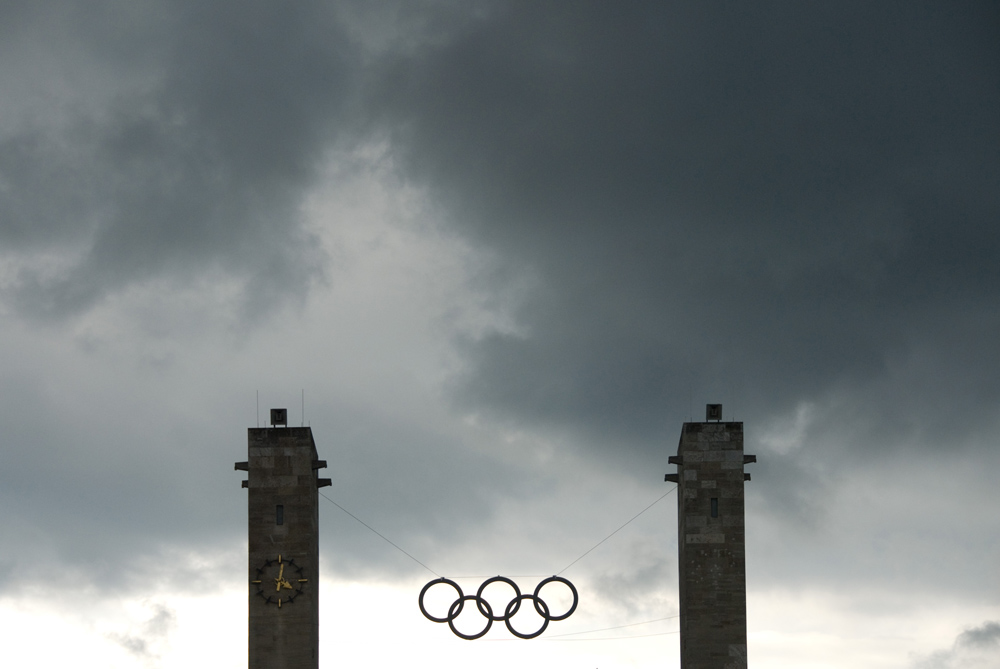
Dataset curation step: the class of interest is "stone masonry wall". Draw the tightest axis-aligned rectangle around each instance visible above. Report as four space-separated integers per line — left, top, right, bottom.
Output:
676 422 748 669
247 427 320 669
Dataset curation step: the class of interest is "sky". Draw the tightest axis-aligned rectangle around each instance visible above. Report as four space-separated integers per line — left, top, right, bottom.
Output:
1 1 998 667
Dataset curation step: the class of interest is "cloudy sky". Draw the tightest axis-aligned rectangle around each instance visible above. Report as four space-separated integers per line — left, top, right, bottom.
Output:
1 1 998 667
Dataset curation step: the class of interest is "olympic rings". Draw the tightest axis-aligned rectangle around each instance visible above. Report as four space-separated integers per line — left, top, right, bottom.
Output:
418 575 578 640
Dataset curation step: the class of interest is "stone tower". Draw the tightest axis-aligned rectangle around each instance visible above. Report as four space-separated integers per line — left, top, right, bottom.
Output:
236 409 331 669
665 405 755 669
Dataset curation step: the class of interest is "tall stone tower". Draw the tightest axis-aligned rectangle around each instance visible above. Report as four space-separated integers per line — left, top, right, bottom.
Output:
665 405 755 669
235 409 331 669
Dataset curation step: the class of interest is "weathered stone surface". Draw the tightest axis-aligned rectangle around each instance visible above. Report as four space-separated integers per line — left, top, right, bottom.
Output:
674 421 750 669
685 533 726 544
246 427 322 669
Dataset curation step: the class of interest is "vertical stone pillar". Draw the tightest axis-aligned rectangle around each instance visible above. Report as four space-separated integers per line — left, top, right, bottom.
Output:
666 412 755 669
237 423 330 669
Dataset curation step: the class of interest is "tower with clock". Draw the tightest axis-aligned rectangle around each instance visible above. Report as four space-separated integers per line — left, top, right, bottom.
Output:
236 409 331 669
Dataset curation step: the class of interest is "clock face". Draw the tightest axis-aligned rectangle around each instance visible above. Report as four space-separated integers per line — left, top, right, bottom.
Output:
251 555 308 608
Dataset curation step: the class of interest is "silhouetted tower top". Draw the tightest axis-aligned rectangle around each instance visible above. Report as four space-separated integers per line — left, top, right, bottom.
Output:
666 405 756 669
236 410 331 669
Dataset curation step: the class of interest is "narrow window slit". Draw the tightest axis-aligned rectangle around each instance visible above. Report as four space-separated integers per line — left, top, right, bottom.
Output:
710 498 719 518
276 504 284 525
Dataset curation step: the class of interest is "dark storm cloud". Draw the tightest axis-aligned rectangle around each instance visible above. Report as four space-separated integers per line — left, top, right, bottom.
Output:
9 0 996 440
368 1 1000 452
2 1 998 627
0 0 357 320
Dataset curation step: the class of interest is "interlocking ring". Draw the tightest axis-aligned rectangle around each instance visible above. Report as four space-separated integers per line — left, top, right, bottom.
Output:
505 593 548 639
418 575 578 640
477 576 520 620
449 594 492 640
534 576 578 621
419 578 463 622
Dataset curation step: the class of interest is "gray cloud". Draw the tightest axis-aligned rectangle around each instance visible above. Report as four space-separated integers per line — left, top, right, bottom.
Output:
0 0 359 322
7 0 996 440
913 621 1000 669
0 6 997 663
108 602 177 660
589 538 677 620
366 0 1000 457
